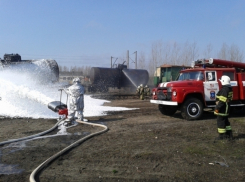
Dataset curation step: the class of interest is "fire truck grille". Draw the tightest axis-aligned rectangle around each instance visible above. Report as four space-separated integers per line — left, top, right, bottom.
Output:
157 91 172 101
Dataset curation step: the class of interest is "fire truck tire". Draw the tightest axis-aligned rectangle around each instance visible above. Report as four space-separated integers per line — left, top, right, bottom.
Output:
158 105 177 116
181 98 203 120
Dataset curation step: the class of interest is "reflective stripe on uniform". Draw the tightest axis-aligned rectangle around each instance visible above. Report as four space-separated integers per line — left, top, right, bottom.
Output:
225 102 229 114
215 89 233 116
218 128 226 133
217 95 227 102
228 92 233 99
226 125 232 131
214 111 229 116
216 91 232 102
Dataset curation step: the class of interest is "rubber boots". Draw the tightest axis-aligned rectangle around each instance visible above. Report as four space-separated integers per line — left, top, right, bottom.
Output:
215 131 234 142
226 130 233 140
215 133 226 140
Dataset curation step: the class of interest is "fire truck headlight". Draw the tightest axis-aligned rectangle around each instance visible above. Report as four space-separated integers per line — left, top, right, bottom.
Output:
173 91 177 96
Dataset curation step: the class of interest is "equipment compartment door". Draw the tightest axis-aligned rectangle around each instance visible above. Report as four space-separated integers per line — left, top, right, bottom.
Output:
203 71 219 101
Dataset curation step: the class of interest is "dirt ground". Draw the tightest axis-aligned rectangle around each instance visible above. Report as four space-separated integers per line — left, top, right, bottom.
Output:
0 94 245 182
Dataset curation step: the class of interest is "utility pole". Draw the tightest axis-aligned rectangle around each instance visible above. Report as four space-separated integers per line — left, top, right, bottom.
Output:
127 50 129 68
134 51 137 69
111 56 113 68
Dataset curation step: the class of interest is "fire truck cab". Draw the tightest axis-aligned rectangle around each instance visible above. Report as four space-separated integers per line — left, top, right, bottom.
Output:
150 58 245 120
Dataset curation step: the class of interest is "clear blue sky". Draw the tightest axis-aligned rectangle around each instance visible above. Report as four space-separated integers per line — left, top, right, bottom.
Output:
0 0 244 68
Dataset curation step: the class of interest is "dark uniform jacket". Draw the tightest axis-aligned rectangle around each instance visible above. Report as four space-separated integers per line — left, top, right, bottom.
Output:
214 85 233 116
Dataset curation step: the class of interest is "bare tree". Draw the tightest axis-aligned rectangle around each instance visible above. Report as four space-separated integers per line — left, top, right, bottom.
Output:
137 51 146 69
229 44 244 62
190 41 199 62
59 41 244 81
170 41 181 65
62 66 69 72
83 66 91 77
162 42 171 65
59 66 63 72
217 43 244 62
149 40 164 76
180 41 199 65
181 41 192 65
218 43 229 60
203 43 213 59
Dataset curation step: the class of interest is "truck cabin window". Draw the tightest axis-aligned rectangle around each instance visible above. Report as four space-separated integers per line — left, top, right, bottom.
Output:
177 71 204 81
206 72 216 81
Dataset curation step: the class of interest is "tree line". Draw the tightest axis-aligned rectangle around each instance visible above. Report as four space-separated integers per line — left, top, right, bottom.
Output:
139 41 244 77
59 65 91 77
59 41 244 78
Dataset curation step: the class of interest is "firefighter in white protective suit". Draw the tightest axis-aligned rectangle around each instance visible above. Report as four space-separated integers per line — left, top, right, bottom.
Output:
63 77 85 124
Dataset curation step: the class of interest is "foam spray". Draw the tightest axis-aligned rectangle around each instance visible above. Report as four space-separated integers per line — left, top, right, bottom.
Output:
0 67 65 118
0 66 135 118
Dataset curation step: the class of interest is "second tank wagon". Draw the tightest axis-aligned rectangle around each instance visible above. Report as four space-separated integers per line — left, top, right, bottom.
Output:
88 64 149 93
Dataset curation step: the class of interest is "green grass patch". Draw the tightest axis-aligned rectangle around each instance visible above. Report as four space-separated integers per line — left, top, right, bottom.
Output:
231 118 245 125
183 146 206 155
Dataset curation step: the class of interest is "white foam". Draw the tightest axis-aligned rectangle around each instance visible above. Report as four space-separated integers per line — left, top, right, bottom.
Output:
0 69 135 118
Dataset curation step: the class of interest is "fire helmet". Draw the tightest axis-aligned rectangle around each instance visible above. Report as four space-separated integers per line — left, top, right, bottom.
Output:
220 75 230 86
73 77 81 83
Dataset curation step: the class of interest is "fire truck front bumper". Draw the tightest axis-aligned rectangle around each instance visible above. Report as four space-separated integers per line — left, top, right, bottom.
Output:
150 100 178 106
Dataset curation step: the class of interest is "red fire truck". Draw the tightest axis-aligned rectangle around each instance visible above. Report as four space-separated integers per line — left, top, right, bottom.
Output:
150 58 245 120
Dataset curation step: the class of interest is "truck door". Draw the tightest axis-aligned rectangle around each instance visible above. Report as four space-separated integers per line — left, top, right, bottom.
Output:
203 71 219 101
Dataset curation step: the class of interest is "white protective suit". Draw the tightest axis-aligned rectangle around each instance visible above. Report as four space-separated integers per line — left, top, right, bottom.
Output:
64 77 85 121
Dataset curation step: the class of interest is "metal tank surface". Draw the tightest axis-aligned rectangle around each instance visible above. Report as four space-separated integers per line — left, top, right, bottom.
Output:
88 65 149 92
0 53 59 83
90 67 121 87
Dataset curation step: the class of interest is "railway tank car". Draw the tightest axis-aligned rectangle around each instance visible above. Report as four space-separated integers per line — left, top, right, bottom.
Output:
0 53 59 83
88 64 149 93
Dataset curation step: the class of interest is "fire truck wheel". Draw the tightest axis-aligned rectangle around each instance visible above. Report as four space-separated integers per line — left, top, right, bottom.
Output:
181 98 203 120
158 105 177 116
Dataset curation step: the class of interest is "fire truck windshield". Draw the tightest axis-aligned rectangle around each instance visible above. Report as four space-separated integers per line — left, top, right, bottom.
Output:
177 71 204 81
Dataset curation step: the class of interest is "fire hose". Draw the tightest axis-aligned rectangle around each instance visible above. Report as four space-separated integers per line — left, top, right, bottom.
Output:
29 119 108 182
0 120 62 146
0 118 108 181
0 89 109 181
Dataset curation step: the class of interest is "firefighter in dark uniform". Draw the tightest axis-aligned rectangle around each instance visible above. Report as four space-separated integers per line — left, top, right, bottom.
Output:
144 85 151 98
139 84 145 100
214 75 233 140
136 86 140 98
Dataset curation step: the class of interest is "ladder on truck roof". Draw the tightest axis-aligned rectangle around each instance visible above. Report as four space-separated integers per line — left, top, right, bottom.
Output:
192 58 245 71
